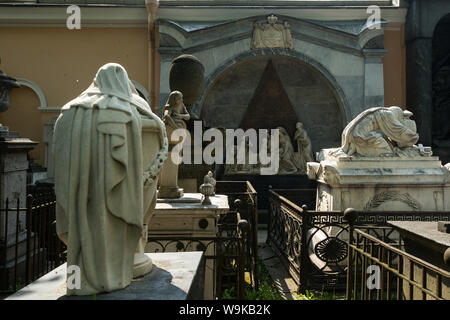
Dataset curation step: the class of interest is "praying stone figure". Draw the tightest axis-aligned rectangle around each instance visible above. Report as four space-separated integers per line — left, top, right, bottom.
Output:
294 122 314 173
162 91 190 132
277 127 299 174
333 106 420 157
158 91 190 198
207 171 216 195
53 63 168 295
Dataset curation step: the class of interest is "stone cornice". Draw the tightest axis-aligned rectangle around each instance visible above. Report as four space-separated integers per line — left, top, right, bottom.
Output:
0 5 147 27
158 15 387 57
0 1 407 27
158 0 400 7
157 3 407 23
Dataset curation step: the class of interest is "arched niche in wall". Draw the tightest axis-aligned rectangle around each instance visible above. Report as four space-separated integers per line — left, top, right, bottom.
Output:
432 13 450 143
131 80 150 102
198 54 346 154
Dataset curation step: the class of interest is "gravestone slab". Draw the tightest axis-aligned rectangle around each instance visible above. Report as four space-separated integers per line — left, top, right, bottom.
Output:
388 221 450 272
5 252 205 300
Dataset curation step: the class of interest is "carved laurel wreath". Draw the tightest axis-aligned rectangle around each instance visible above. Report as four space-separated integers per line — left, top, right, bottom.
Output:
363 191 421 211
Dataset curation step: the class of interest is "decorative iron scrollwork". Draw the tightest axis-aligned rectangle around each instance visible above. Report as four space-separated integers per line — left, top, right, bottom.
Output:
314 237 348 263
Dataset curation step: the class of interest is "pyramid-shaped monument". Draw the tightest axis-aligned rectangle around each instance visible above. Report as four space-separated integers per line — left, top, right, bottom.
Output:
239 59 298 139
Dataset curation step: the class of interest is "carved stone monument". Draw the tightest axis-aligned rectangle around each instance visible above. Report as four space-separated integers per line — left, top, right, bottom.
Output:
252 15 293 49
53 63 168 295
307 106 450 211
158 90 190 199
0 70 38 288
225 124 314 175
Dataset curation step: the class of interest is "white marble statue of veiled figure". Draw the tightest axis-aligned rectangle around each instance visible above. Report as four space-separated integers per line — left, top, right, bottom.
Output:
52 63 168 295
277 127 299 174
333 106 420 157
294 122 315 173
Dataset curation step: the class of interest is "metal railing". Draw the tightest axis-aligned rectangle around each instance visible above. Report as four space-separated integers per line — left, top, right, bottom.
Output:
347 228 450 300
147 210 249 299
1 181 256 299
0 191 66 295
216 181 258 289
267 188 450 293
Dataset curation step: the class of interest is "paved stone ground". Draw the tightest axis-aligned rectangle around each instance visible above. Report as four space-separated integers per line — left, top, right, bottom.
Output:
257 226 300 300
257 226 347 301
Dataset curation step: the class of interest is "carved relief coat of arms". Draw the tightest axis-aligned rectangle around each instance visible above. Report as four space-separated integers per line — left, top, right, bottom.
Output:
252 15 294 49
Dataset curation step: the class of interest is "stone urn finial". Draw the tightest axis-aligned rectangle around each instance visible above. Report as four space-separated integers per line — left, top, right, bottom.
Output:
200 173 214 205
0 69 20 113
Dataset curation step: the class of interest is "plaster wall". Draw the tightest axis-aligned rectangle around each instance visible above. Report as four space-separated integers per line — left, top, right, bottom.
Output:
0 27 148 166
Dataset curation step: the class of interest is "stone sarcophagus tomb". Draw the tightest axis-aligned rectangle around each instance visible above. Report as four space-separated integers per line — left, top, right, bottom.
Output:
307 106 450 212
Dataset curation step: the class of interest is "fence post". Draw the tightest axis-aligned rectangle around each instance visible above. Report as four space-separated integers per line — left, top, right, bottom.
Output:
266 186 272 246
234 199 249 300
3 198 9 292
299 204 309 293
344 208 358 300
25 194 33 284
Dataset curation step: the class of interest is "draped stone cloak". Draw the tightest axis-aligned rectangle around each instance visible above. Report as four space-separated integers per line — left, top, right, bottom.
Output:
340 106 419 157
53 64 147 295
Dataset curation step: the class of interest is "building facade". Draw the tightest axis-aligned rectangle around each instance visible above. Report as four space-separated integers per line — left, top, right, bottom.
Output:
1 0 446 167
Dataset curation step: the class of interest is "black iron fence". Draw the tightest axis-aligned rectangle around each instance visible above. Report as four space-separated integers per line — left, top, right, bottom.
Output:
216 181 258 289
1 181 256 300
267 188 450 294
0 191 66 295
347 228 450 300
147 210 249 299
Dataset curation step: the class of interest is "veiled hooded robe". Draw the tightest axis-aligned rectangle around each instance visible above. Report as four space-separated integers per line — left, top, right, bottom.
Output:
277 127 299 174
340 106 419 157
53 63 159 295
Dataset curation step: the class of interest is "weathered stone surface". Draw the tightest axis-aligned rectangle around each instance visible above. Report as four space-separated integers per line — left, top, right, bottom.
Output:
331 106 420 158
200 56 343 155
53 63 168 295
308 150 450 211
438 221 450 233
251 15 293 49
149 193 228 300
158 13 380 123
5 252 205 300
388 221 450 298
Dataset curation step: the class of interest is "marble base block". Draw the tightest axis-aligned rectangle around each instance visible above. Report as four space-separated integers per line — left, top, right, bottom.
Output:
311 149 450 211
5 252 205 300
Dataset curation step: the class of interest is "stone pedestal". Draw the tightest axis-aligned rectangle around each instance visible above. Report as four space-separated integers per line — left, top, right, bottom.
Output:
158 151 184 198
148 193 229 299
311 149 450 211
387 221 450 300
5 252 205 300
0 129 37 218
0 128 37 286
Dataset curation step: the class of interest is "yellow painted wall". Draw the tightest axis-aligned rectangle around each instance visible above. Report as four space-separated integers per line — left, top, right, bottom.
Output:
0 27 148 166
383 25 407 109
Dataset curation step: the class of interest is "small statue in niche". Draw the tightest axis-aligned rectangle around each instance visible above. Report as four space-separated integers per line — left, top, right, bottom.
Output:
277 127 299 174
158 91 190 199
332 106 420 157
294 122 314 173
162 90 190 131
207 171 216 195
